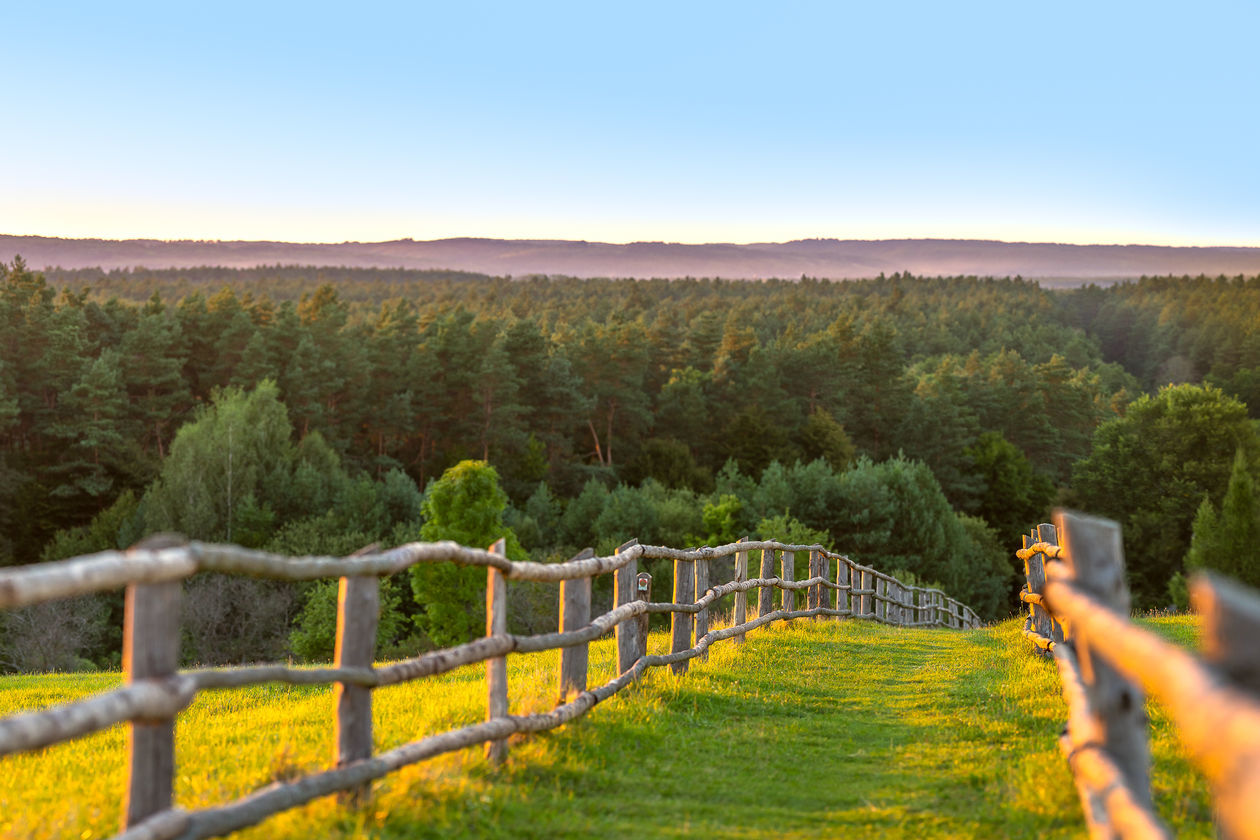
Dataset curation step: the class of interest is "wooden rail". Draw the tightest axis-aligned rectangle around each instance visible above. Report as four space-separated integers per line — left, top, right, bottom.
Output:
0 535 981 840
1016 510 1260 840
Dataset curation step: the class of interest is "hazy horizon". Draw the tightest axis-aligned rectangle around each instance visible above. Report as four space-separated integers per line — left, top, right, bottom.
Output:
3 2 1256 249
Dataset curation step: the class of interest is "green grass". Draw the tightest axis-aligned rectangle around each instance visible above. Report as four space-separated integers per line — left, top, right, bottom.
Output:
0 616 1213 839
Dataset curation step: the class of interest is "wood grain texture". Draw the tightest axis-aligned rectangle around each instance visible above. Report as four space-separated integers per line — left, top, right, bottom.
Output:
558 549 594 701
757 548 774 618
614 539 640 675
694 554 710 661
780 551 795 617
670 556 695 675
485 539 509 765
123 535 184 831
334 574 379 801
733 537 748 643
1051 512 1152 815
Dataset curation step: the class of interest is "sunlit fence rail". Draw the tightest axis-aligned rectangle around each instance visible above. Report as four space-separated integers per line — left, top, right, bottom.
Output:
1017 510 1260 840
0 534 981 840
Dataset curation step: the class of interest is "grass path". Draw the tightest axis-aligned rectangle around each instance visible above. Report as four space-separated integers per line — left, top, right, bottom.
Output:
0 617 1212 839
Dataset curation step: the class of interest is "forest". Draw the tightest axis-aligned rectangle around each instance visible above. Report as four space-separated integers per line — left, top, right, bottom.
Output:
4 258 1260 671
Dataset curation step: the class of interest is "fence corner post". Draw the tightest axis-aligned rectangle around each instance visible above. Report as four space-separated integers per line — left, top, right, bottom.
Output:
733 537 749 644
122 534 185 831
614 539 641 676
485 538 509 766
559 548 594 702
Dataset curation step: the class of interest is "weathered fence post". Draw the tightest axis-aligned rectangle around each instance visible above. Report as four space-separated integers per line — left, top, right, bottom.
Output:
558 548 594 702
335 570 380 798
781 550 795 617
671 551 696 675
733 537 749 643
806 550 818 613
1054 510 1153 816
1036 522 1065 643
694 549 710 661
615 539 640 676
1024 524 1057 646
485 538 509 766
876 576 886 623
858 568 870 619
1193 572 1260 695
122 535 184 830
758 547 774 618
836 558 849 618
819 553 832 615
635 571 652 662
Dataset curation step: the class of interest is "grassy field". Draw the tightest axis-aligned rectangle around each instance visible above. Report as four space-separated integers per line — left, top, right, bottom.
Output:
0 615 1212 839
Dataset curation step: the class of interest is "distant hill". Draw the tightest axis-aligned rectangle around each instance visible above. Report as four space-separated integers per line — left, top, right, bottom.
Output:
5 234 1260 282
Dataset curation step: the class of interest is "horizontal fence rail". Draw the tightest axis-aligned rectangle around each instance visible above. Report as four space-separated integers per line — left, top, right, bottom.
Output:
1017 510 1260 840
0 534 981 840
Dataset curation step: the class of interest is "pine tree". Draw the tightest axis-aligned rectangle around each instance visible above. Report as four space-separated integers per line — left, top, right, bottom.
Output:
1185 449 1260 588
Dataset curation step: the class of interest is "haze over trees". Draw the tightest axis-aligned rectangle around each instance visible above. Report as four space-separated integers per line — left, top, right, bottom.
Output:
3 257 1260 670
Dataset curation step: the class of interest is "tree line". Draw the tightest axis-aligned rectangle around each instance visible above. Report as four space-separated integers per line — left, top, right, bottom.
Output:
3 259 1260 670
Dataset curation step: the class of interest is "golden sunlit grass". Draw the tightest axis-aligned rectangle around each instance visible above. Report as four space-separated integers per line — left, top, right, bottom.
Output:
0 616 1211 839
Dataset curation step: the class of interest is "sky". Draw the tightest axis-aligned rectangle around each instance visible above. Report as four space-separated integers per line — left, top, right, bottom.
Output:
2 1 1257 246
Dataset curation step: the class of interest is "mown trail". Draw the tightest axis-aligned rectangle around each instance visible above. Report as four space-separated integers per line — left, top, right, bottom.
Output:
0 618 1211 839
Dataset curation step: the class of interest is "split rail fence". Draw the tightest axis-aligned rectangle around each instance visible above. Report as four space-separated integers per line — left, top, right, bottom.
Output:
0 534 980 840
1018 509 1260 840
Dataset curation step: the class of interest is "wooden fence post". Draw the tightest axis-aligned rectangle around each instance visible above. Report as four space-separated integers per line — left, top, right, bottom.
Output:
1054 510 1153 811
781 550 795 617
733 537 749 643
806 551 817 612
694 550 711 661
485 538 509 766
836 559 849 618
121 535 184 830
1036 522 1066 644
858 569 870 619
615 539 640 676
1024 523 1057 645
635 571 652 662
816 554 826 614
334 572 380 799
671 554 696 675
758 548 774 618
558 548 594 702
1192 572 1260 695
876 577 886 623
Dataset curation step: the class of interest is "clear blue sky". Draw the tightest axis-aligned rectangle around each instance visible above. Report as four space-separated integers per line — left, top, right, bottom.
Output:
2 1 1257 245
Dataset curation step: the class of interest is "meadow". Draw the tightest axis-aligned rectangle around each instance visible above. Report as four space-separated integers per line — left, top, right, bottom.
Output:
0 616 1210 839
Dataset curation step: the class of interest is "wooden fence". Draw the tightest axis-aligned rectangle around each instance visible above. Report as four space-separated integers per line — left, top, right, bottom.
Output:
1018 509 1260 840
0 534 981 840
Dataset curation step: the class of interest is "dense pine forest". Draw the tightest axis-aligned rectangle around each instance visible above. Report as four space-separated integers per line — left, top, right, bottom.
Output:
4 259 1260 671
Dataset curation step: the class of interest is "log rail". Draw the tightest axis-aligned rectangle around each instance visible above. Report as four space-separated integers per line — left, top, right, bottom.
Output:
1016 510 1260 840
0 536 981 840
